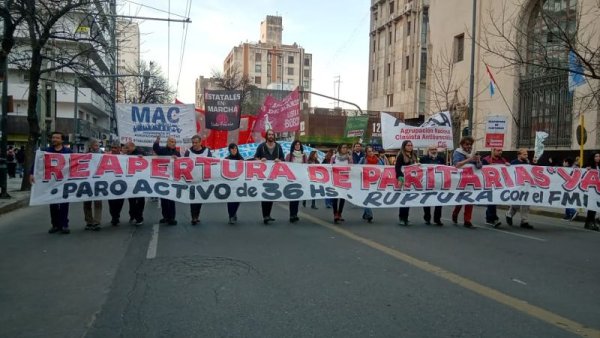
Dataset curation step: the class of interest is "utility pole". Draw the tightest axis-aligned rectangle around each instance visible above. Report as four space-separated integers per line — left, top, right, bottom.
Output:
0 0 10 198
333 75 341 108
467 0 477 137
110 0 117 137
73 77 79 152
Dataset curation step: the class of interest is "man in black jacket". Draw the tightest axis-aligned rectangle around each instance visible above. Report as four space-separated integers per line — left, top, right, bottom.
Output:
125 141 146 226
253 129 284 224
153 136 181 225
419 146 445 226
184 135 212 225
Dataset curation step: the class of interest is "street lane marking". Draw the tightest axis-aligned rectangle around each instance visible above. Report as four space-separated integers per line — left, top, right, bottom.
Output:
146 224 159 259
295 210 600 338
512 278 528 286
440 218 547 242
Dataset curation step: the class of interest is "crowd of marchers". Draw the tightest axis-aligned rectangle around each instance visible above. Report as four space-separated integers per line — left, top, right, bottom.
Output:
25 130 600 234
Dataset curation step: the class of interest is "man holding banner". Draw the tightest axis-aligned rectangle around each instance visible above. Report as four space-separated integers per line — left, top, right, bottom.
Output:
254 129 284 225
153 136 181 226
30 131 72 234
125 141 146 226
184 135 212 225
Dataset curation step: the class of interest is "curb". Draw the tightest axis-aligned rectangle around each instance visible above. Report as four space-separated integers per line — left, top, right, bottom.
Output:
0 193 30 216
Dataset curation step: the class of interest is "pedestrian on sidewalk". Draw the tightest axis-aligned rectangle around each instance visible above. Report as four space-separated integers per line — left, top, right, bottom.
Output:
16 145 25 178
451 136 482 228
83 139 103 231
30 131 72 234
184 135 212 225
6 146 16 178
153 136 180 226
505 148 533 229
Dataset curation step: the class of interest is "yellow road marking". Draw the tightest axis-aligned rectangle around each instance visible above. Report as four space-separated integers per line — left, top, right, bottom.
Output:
294 209 600 338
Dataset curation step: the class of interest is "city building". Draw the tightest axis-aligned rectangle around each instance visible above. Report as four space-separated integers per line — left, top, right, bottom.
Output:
428 0 598 151
194 76 220 109
222 15 312 108
4 1 116 151
116 19 140 103
367 0 429 120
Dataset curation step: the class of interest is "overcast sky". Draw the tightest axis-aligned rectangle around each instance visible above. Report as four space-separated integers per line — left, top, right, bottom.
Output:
118 0 369 109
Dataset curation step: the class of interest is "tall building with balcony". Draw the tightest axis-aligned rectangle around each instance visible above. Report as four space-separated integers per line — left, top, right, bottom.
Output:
367 0 429 121
4 1 116 151
116 19 140 103
427 0 599 151
222 15 312 108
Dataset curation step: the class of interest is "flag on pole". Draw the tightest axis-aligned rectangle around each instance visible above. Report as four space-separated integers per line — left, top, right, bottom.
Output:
485 64 496 97
568 49 585 92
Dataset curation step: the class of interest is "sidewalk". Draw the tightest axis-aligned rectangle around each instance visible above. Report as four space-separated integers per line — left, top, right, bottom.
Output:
0 176 583 221
0 176 30 216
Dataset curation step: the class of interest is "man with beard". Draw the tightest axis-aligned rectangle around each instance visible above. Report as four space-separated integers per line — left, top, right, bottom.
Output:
125 141 146 226
153 136 181 225
253 129 284 225
29 131 72 234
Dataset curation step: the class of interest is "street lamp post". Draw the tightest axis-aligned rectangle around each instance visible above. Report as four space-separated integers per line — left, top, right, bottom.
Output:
467 0 477 137
0 44 9 198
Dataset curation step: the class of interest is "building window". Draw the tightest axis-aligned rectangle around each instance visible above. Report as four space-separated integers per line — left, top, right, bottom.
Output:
288 56 294 64
405 56 410 69
386 94 394 107
255 53 262 62
372 69 375 82
255 64 262 72
287 67 294 75
390 1 394 14
453 34 464 63
304 58 310 66
387 63 391 76
303 80 309 89
407 21 411 36
388 30 392 45
304 69 310 77
287 79 294 84
255 76 261 84
372 38 376 53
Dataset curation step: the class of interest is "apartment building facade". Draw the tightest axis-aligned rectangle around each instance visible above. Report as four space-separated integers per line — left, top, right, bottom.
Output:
367 0 429 120
116 19 140 103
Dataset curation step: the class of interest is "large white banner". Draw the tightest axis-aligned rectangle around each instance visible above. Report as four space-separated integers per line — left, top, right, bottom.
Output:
381 111 454 150
116 104 197 147
30 151 600 212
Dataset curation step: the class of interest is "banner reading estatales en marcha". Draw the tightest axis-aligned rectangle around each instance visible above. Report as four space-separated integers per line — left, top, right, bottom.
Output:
30 151 600 211
116 104 197 147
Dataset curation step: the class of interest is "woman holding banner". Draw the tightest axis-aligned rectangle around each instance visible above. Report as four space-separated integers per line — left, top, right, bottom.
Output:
285 140 307 223
331 144 353 224
395 140 418 226
359 145 385 223
226 143 244 225
451 136 482 228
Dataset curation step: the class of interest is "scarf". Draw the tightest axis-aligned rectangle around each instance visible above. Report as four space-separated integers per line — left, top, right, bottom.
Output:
335 153 350 162
292 150 304 163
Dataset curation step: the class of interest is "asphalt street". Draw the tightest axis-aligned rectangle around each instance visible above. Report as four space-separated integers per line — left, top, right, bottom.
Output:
0 199 598 338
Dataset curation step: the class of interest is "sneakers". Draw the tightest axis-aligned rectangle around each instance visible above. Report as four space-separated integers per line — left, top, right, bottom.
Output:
334 213 341 224
463 222 474 228
167 219 177 226
134 219 143 226
289 216 300 223
486 219 501 228
159 218 168 224
263 216 274 225
111 218 120 226
129 218 136 225
569 211 578 221
61 228 70 234
85 224 95 231
191 218 199 225
434 221 444 226
520 222 534 229
506 216 513 226
48 227 60 234
584 222 599 231
398 218 409 226
424 219 431 225
228 217 236 225
311 205 318 210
